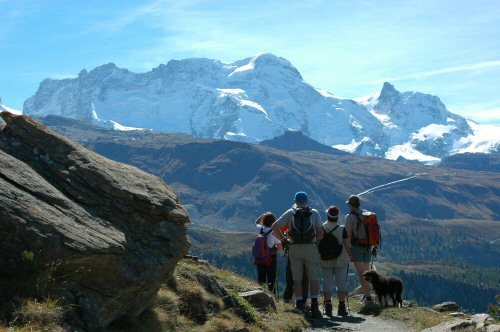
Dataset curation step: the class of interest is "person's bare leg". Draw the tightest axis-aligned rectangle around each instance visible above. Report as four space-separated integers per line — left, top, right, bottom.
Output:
353 262 371 297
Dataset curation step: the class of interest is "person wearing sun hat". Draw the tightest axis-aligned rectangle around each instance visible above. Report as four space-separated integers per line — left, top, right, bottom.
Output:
319 205 350 316
272 191 324 317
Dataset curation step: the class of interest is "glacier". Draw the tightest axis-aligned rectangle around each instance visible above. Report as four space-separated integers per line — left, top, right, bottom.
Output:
20 53 500 163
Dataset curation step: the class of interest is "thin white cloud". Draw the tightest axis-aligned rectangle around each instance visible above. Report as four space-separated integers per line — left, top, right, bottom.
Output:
374 60 500 83
458 108 500 122
451 99 500 124
18 71 77 80
85 0 200 34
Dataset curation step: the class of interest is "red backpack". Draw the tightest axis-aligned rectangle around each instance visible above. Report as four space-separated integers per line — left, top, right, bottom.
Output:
350 210 381 247
252 229 276 266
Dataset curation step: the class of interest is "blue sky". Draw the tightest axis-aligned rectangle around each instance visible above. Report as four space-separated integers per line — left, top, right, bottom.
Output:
1 0 499 124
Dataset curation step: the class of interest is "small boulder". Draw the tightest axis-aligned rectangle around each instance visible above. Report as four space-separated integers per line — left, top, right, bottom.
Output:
472 313 490 330
432 301 460 312
239 290 276 311
422 319 475 332
487 324 500 332
449 312 466 318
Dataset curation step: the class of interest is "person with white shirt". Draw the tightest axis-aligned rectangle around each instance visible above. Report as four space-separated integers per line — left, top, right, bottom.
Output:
255 212 282 292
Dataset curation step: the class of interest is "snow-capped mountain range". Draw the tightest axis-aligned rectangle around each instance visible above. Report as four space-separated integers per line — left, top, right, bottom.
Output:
16 53 500 163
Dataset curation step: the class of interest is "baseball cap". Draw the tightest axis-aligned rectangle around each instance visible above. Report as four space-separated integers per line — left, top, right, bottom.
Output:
294 191 308 202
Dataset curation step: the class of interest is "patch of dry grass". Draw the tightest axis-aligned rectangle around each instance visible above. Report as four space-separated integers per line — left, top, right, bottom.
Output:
201 311 250 332
8 297 66 332
380 306 450 330
177 279 224 323
172 259 308 331
13 298 65 326
258 302 308 332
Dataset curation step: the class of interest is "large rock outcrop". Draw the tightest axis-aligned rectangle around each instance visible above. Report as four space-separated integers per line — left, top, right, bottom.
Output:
0 112 190 329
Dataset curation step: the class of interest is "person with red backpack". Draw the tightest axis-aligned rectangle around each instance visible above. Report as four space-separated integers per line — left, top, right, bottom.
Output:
345 195 379 303
253 212 282 292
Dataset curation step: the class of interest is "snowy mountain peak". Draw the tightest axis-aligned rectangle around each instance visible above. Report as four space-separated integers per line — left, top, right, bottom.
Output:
21 54 500 163
229 53 302 81
380 81 398 98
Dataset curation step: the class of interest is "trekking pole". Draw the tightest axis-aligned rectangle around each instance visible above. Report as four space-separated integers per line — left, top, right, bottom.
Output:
345 263 351 315
370 246 377 270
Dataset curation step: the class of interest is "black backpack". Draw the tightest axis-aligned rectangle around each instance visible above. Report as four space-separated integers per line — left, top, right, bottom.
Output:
289 207 315 243
318 225 343 260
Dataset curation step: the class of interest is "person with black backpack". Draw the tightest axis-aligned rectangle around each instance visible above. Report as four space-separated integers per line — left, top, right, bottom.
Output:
318 205 350 316
271 192 324 318
253 212 282 293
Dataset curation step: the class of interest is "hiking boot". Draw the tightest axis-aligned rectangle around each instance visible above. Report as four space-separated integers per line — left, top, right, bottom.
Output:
338 302 348 316
295 300 305 312
311 302 322 318
324 302 333 316
362 295 373 303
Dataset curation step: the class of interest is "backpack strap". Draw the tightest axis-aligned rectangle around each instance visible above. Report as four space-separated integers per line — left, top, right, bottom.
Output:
323 225 339 235
349 210 367 246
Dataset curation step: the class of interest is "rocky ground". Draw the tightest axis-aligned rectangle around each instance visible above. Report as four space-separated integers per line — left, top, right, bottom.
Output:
306 310 415 331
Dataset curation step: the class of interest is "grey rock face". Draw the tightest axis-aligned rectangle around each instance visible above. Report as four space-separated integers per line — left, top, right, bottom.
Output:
0 112 190 330
432 301 460 312
239 290 276 311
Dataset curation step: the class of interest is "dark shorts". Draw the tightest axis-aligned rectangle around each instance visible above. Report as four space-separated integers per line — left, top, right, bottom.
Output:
351 245 372 263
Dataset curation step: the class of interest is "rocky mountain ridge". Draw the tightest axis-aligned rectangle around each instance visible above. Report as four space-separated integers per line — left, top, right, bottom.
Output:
32 114 500 232
21 53 500 163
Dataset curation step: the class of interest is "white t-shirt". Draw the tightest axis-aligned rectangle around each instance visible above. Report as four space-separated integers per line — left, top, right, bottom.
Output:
256 224 281 248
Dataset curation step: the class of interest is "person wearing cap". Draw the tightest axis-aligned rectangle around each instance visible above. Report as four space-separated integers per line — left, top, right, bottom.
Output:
271 191 324 317
345 195 373 302
320 205 350 316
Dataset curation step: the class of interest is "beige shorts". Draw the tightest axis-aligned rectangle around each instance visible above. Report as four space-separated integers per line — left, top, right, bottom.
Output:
289 243 321 281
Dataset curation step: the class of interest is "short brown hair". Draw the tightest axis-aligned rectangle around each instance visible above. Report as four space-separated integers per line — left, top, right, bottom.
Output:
347 195 360 208
262 212 276 227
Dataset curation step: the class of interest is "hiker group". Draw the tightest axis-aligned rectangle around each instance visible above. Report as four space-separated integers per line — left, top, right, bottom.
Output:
252 191 380 318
